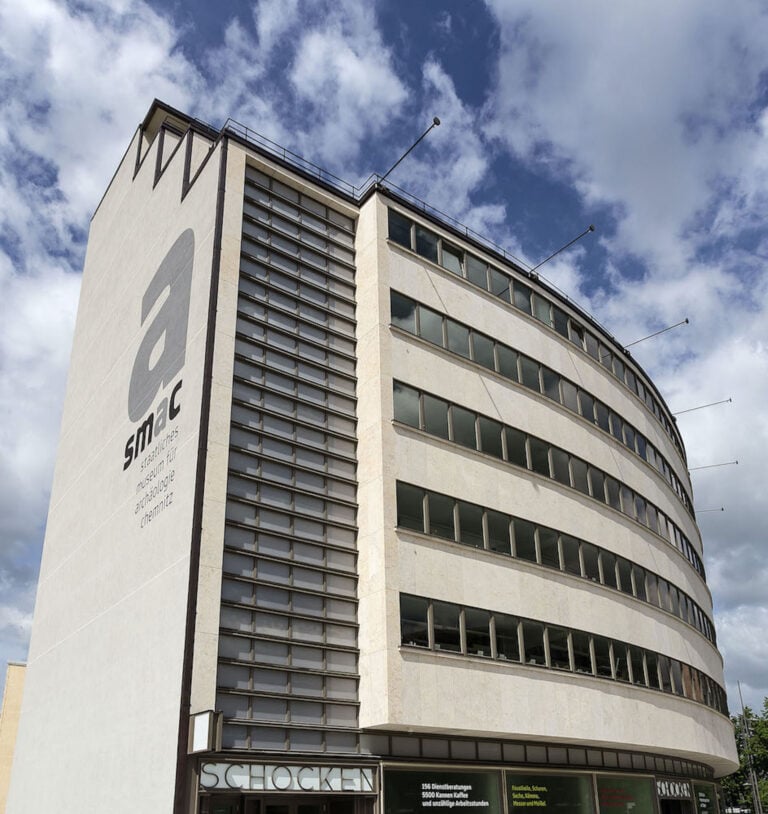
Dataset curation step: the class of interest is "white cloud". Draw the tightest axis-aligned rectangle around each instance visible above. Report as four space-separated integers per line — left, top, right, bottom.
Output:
717 606 768 711
288 4 408 166
483 0 768 269
383 60 509 241
255 0 301 55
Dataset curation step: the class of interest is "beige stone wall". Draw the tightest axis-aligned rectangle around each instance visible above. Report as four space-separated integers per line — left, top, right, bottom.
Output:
0 663 25 814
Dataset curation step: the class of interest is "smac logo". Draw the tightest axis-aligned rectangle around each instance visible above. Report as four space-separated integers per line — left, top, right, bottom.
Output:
123 229 194 470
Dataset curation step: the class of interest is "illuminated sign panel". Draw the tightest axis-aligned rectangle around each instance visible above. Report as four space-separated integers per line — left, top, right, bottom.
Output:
693 784 716 814
507 773 593 814
597 776 655 814
384 769 502 814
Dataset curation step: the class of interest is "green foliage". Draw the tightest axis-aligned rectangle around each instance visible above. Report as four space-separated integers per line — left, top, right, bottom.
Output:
722 698 768 812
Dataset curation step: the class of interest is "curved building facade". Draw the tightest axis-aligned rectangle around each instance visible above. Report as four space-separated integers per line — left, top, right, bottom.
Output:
7 101 736 814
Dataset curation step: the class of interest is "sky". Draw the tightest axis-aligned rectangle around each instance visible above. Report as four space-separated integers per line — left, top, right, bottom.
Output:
0 0 766 717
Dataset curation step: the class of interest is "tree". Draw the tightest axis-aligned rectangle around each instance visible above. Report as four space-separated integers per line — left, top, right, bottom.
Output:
722 698 768 812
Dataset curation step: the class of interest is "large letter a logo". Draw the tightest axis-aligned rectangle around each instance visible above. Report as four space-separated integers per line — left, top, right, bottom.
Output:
128 229 194 422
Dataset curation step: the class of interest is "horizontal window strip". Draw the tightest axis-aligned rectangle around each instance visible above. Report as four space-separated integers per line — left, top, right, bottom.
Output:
387 208 685 460
245 166 356 237
391 290 692 518
399 593 728 716
219 720 361 752
393 381 705 580
238 268 357 338
222 522 358 568
395 481 715 644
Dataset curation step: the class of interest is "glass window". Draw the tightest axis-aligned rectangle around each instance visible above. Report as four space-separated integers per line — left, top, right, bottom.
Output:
458 501 484 547
645 651 661 689
538 528 560 569
684 666 700 702
669 584 680 616
553 306 569 338
428 492 455 540
465 608 491 656
548 626 571 669
588 468 605 501
505 427 528 467
613 355 626 383
400 594 429 647
551 448 571 486
599 344 612 370
600 551 617 589
578 391 596 422
616 557 633 596
390 291 416 333
623 424 636 452
680 593 691 626
593 636 613 677
630 647 646 685
513 281 533 314
632 565 647 601
595 401 610 432
582 543 600 582
568 320 585 349
561 535 581 575
495 613 520 661
572 631 592 673
441 243 463 275
609 411 623 442
472 333 495 369
658 654 673 692
496 345 519 381
423 394 449 439
541 367 560 401
522 621 546 665
487 510 511 554
619 485 635 518
415 225 438 262
561 380 579 413
433 601 461 651
635 495 647 526
478 417 504 458
393 382 420 427
571 458 590 495
645 572 659 607
585 332 600 360
489 268 511 301
530 437 550 476
514 519 537 562
605 477 621 511
396 482 424 532
466 255 488 289
533 294 551 325
658 578 670 610
613 641 630 681
419 305 444 346
450 406 477 449
446 319 470 358
520 356 541 391
388 209 412 248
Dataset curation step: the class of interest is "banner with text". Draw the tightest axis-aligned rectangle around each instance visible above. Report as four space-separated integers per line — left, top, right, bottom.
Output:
385 769 502 814
507 773 593 814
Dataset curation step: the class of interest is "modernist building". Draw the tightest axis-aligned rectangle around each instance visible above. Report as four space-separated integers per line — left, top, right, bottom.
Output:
7 100 737 814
